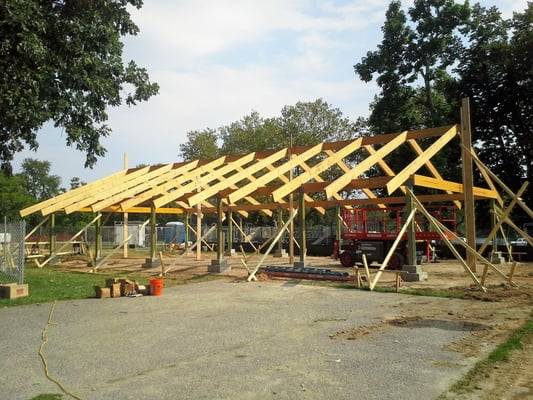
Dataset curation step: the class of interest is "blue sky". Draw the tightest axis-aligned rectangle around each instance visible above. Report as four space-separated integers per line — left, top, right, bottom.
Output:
11 0 528 186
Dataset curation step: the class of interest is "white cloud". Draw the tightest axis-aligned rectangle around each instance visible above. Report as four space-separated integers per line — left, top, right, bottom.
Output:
12 0 526 184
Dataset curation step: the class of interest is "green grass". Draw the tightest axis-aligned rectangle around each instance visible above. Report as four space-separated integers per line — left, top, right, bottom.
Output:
0 263 153 307
440 316 533 398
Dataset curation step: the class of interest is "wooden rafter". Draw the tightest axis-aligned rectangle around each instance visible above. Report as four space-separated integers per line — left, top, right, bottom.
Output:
19 124 502 219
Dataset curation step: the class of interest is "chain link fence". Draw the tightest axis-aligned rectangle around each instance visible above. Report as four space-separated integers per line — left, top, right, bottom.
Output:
0 218 26 284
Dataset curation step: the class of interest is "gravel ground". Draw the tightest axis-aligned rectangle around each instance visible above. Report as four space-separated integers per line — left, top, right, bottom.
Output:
0 278 517 400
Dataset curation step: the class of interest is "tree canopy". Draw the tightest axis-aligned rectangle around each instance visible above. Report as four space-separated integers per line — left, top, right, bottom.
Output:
0 0 159 175
179 99 356 161
354 0 532 209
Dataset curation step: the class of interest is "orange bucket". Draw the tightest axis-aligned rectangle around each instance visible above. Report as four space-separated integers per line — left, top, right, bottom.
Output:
149 278 164 296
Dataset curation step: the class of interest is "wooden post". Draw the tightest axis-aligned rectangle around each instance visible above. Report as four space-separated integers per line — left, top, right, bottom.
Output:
227 208 233 255
184 213 190 253
95 214 102 259
196 182 202 261
461 97 477 272
298 188 307 265
277 207 283 254
406 183 417 265
336 204 342 255
49 213 56 257
123 153 129 258
216 195 224 261
149 204 157 260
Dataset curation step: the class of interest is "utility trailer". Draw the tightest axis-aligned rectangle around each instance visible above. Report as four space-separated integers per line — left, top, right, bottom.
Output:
334 206 457 269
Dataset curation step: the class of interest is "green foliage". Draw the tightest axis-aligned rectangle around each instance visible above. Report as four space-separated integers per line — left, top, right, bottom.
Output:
19 158 61 201
455 3 533 206
179 128 219 161
0 172 34 220
0 0 159 174
179 98 357 161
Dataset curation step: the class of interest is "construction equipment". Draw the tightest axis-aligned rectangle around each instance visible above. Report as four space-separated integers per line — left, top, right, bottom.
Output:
334 206 457 269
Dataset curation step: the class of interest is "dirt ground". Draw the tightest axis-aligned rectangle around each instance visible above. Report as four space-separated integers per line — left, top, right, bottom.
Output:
59 251 533 399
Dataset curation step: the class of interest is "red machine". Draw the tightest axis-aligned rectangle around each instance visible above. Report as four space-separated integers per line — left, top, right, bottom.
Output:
334 206 457 269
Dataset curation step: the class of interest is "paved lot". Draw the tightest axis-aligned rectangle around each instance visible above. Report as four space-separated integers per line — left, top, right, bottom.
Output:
0 279 511 400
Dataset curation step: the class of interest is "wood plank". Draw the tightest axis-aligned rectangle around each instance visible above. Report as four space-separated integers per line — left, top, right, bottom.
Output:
272 138 363 202
90 163 175 212
118 160 200 211
228 143 324 204
62 165 156 215
186 149 287 207
407 139 462 209
20 169 128 217
411 175 499 199
325 132 408 199
152 156 230 209
386 125 458 195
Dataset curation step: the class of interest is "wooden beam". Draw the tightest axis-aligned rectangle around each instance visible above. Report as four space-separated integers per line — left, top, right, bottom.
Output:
90 163 176 212
325 131 408 199
20 169 128 217
411 175 499 199
62 165 156 215
386 125 458 195
460 98 476 271
407 139 462 209
228 143 324 204
272 138 363 202
152 155 230 209
186 149 287 207
118 160 200 211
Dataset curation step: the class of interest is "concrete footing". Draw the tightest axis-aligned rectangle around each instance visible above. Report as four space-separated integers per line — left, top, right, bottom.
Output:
489 251 506 264
274 249 288 258
209 259 230 273
142 258 161 269
401 264 428 282
293 261 312 268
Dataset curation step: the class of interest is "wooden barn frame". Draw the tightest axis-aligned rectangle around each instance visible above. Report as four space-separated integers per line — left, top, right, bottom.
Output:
20 100 531 290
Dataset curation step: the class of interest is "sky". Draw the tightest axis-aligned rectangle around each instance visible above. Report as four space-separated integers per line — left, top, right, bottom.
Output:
11 0 528 187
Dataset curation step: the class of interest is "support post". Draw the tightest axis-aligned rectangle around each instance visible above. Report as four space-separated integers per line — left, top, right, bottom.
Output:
296 188 308 266
406 183 417 266
225 209 234 256
461 97 477 272
210 195 229 272
95 215 102 260
123 152 129 258
49 213 56 258
142 204 160 268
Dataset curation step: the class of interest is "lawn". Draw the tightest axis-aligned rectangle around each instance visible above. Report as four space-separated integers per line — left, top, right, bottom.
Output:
0 262 153 307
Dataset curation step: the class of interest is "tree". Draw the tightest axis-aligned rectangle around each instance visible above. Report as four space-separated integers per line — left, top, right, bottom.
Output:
279 99 356 146
0 174 33 220
454 3 533 206
0 0 159 174
355 0 469 131
19 158 62 201
219 111 283 155
179 128 219 161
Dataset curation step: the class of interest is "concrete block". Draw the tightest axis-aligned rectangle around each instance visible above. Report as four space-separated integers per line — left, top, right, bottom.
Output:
209 259 230 273
142 258 161 268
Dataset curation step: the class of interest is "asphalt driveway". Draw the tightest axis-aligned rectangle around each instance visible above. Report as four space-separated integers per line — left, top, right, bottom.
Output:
1 279 494 400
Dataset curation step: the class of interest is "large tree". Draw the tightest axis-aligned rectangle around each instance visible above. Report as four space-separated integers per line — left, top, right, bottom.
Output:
354 0 469 132
454 3 533 207
0 0 159 174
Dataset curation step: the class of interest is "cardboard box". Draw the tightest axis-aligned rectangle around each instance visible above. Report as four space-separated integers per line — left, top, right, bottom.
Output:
110 283 121 297
94 286 111 299
0 283 29 299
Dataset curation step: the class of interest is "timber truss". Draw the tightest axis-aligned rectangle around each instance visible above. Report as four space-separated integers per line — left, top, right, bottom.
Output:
19 122 531 290
20 124 498 218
